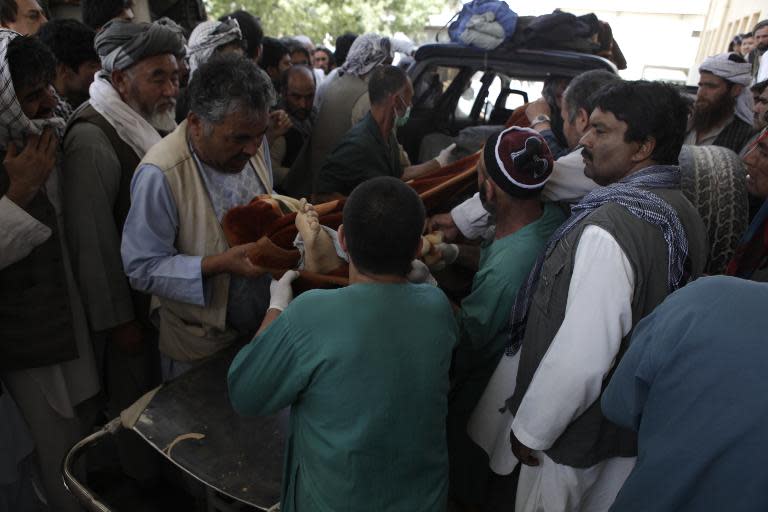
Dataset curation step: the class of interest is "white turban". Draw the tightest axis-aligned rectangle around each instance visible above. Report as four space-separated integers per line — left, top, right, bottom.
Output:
187 18 242 76
0 29 65 150
700 53 754 125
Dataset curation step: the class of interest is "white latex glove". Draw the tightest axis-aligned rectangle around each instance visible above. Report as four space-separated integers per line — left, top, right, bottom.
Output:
407 260 438 286
268 270 300 311
438 243 460 264
434 142 457 167
429 242 460 272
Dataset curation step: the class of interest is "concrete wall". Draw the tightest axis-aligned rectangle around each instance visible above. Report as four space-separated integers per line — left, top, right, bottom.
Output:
689 0 768 83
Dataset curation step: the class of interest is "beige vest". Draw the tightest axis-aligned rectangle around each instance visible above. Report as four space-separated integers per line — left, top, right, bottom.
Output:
137 120 273 362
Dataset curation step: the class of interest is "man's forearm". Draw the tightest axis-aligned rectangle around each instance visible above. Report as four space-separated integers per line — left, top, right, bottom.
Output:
201 252 227 276
402 159 440 181
256 308 282 335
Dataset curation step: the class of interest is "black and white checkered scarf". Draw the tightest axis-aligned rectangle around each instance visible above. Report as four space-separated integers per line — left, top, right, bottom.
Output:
0 29 65 150
505 164 689 356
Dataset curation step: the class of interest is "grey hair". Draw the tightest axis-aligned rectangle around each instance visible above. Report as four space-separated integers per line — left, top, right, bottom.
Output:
189 53 275 124
562 69 621 123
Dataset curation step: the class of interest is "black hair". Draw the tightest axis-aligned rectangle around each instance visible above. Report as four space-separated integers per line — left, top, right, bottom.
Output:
753 20 768 34
368 65 408 105
728 53 747 64
314 47 334 66
342 176 425 277
280 64 314 91
288 43 310 63
743 31 754 38
563 69 621 122
37 19 98 73
81 0 132 30
0 0 17 24
728 35 742 52
541 76 570 105
7 35 55 92
259 36 289 71
219 10 263 60
589 80 688 165
334 32 357 66
189 53 275 123
752 79 768 94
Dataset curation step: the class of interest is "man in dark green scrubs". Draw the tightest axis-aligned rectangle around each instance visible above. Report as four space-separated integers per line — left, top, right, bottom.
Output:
313 65 453 201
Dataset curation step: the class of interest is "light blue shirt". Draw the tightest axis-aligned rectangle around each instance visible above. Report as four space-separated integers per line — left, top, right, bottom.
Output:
121 140 273 335
602 276 768 512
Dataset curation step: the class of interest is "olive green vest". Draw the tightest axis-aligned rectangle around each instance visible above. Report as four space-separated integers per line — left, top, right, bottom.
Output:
65 103 153 328
509 188 708 468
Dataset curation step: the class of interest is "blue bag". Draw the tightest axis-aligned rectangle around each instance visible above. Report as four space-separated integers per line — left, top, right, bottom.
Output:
448 0 518 44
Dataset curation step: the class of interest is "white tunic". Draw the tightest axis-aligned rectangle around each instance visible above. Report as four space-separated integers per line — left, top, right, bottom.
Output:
468 225 637 512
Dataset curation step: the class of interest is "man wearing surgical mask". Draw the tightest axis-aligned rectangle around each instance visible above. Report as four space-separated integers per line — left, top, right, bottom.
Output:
313 65 454 201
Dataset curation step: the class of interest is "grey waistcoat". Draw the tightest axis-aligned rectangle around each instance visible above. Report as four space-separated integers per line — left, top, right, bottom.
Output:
509 188 708 468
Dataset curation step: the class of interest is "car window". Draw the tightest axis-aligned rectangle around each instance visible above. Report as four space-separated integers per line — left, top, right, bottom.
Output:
413 65 461 110
456 71 492 120
504 79 545 110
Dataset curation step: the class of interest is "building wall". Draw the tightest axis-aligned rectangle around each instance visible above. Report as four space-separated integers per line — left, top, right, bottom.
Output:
690 0 768 83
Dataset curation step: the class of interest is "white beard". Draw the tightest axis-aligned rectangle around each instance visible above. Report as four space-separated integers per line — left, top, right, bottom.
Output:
147 107 178 133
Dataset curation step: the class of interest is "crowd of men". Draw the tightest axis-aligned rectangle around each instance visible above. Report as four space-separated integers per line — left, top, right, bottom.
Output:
1 0 768 511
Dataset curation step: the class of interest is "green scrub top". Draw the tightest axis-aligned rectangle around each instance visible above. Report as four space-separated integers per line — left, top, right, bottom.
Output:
228 282 458 512
448 201 567 504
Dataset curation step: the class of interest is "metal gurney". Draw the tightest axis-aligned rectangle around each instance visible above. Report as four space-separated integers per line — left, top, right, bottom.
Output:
62 346 287 511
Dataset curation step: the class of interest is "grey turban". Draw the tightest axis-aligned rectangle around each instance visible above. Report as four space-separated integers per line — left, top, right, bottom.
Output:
339 33 392 77
186 18 242 76
96 19 185 73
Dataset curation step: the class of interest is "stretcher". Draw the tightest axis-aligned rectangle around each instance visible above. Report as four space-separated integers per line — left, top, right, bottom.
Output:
63 346 286 511
62 155 481 511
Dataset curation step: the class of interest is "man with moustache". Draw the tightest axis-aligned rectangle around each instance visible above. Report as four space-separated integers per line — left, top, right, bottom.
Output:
270 65 316 184
0 32 100 512
726 129 768 281
749 20 768 80
433 128 566 510
37 19 101 120
504 81 707 512
0 0 47 35
685 53 755 154
751 80 768 132
60 18 184 481
122 54 276 381
430 69 620 241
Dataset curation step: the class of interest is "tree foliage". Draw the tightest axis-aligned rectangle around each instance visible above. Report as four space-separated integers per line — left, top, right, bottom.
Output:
204 0 455 46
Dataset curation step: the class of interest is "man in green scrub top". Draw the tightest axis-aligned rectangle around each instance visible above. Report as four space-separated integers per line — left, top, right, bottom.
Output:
313 65 454 201
431 128 567 509
228 176 458 512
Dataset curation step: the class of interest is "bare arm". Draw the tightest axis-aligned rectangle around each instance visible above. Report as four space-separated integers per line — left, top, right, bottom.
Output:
402 159 441 181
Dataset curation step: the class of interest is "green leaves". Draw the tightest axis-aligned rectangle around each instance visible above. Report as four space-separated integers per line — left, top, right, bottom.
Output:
204 0 456 46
